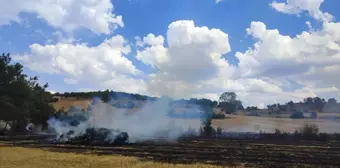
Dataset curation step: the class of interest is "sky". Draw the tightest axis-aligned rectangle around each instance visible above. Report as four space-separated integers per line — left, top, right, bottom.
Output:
1 0 340 108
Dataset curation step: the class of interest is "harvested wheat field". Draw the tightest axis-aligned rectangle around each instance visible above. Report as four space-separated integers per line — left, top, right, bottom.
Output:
52 99 93 111
212 115 340 133
1 137 340 168
0 145 238 168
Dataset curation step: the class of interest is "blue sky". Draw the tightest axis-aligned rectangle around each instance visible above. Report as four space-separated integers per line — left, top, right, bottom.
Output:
1 0 340 107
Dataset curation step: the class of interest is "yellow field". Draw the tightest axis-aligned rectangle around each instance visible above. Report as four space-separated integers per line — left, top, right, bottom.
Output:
212 115 340 133
51 99 93 111
0 146 241 168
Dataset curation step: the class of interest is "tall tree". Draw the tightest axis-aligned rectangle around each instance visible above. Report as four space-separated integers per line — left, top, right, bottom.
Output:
304 97 314 109
313 97 325 112
218 92 243 113
0 53 55 133
219 92 236 103
327 98 337 106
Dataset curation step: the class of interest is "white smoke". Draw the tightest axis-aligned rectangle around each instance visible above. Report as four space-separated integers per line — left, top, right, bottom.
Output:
47 97 203 142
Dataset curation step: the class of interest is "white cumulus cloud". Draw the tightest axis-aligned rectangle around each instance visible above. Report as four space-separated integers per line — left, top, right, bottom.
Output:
270 0 334 22
12 35 147 94
136 20 235 98
234 20 340 104
0 0 123 34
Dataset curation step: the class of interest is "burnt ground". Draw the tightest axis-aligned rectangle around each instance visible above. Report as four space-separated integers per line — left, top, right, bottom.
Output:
1 137 340 168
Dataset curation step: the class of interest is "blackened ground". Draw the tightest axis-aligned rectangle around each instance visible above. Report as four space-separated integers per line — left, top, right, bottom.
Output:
1 136 340 168
56 127 129 145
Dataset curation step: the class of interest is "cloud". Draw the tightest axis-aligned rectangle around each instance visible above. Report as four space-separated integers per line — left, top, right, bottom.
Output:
137 20 232 82
135 19 340 107
13 35 147 94
237 21 340 87
0 0 123 34
136 20 234 97
270 0 334 22
13 9 340 108
234 20 340 103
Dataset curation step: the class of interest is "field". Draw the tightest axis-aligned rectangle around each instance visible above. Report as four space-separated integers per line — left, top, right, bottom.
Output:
51 98 94 111
1 137 340 168
51 99 340 134
0 146 228 168
212 115 340 133
3 99 340 168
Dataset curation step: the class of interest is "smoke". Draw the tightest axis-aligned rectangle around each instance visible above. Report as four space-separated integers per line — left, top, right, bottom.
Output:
47 97 203 142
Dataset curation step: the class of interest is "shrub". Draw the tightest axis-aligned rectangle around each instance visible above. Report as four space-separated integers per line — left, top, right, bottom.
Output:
300 123 319 140
216 127 223 136
274 129 282 135
212 113 226 119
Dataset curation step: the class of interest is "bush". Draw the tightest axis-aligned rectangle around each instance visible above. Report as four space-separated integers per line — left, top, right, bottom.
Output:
274 129 282 135
212 113 226 119
216 127 222 136
50 98 60 102
299 123 319 140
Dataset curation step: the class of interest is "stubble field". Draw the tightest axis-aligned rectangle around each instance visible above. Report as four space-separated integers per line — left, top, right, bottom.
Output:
1 136 340 168
2 99 340 168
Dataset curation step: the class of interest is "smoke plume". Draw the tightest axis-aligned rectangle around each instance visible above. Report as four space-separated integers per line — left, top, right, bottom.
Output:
47 97 203 142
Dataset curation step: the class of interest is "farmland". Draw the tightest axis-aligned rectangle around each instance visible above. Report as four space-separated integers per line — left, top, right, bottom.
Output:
51 98 340 134
1 136 340 168
0 146 228 168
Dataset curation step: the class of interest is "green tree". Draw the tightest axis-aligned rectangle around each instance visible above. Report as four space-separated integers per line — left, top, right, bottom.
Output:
327 98 337 106
313 97 325 112
0 53 55 133
219 92 236 103
218 92 243 113
200 104 214 137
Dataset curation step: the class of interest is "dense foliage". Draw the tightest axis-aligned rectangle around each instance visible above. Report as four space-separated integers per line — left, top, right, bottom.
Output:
267 97 339 113
217 92 244 113
0 53 55 133
54 90 157 101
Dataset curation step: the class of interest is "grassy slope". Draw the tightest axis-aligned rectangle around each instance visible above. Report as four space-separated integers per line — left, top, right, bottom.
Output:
0 146 234 168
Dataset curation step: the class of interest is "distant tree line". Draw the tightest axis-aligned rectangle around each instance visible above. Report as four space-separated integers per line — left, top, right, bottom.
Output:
53 90 157 101
267 97 339 113
56 90 245 119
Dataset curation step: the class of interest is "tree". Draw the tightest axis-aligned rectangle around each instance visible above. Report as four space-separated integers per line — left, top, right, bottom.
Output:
0 53 55 133
327 98 337 106
101 89 110 103
199 103 215 137
219 92 236 103
287 101 294 111
313 97 325 112
218 92 243 113
304 97 314 109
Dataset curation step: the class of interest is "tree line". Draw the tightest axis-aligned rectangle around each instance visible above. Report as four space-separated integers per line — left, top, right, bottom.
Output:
267 97 339 113
53 90 157 102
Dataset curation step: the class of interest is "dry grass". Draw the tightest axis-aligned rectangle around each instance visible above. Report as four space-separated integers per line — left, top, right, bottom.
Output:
51 99 93 111
212 115 340 133
0 146 239 168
